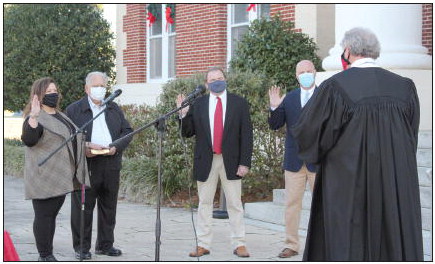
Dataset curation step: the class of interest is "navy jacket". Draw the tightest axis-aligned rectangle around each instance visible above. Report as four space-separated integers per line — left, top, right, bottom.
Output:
65 96 133 170
268 88 316 172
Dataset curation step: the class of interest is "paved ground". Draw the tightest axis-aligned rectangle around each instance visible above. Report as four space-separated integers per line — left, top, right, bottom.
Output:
4 175 305 261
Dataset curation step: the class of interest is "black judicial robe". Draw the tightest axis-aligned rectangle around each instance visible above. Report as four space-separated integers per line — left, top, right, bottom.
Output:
291 67 423 261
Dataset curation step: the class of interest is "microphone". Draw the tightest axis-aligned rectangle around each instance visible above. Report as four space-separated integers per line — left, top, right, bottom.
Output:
101 89 122 106
182 85 206 105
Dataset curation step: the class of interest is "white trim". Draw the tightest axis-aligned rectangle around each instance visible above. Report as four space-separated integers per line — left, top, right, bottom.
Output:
146 4 176 84
226 4 232 68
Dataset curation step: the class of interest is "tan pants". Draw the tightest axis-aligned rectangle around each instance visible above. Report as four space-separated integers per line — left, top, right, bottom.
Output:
284 165 316 252
196 155 246 250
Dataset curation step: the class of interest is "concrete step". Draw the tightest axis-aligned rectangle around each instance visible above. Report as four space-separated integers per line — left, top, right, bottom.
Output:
244 201 310 237
272 188 312 209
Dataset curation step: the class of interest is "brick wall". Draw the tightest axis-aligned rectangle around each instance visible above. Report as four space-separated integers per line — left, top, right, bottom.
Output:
271 4 297 30
422 4 432 55
176 4 228 77
123 4 147 83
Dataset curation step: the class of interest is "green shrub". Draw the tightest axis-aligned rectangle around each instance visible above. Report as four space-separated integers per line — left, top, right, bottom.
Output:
120 102 195 202
4 139 25 178
119 155 158 203
230 15 322 91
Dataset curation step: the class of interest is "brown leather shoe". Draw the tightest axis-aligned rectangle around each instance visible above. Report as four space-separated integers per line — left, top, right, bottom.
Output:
278 248 298 258
233 245 250 257
189 246 210 257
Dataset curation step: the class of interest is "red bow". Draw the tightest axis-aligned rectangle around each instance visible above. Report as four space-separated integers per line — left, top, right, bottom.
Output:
166 7 174 31
246 4 256 12
147 12 156 27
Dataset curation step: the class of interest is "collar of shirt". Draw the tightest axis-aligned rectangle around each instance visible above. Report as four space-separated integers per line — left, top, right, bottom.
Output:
351 58 380 68
209 89 227 104
300 86 315 97
87 95 106 115
300 86 315 107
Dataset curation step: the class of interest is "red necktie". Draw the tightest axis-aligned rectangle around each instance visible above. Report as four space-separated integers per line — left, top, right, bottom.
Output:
213 97 223 154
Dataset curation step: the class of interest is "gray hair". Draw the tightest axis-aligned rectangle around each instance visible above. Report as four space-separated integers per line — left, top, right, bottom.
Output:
340 27 380 59
85 71 108 86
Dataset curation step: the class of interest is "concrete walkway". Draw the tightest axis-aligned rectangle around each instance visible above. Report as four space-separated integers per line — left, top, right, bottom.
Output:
4 176 304 261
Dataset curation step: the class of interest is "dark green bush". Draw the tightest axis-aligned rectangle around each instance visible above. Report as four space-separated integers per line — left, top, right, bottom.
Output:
4 4 115 111
120 102 195 202
4 139 25 178
230 15 322 91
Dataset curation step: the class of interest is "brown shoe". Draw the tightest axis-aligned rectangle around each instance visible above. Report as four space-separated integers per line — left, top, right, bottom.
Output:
278 248 298 258
233 246 250 257
189 246 210 257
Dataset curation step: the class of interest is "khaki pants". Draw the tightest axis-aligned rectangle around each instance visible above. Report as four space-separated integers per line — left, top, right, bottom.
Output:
196 155 246 250
284 165 316 252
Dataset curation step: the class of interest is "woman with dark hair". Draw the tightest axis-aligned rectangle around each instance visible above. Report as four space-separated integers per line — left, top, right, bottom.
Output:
21 77 90 261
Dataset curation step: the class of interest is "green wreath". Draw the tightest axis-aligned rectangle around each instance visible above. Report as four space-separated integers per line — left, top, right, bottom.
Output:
147 3 161 21
166 4 176 22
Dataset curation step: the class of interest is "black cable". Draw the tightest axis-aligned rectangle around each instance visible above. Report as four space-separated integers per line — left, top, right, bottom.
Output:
179 115 200 262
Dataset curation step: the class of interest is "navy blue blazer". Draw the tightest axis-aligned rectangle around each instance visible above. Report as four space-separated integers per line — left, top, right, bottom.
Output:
268 88 316 172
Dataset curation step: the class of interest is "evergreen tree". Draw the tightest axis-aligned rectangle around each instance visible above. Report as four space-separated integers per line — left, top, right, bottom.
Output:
4 4 115 111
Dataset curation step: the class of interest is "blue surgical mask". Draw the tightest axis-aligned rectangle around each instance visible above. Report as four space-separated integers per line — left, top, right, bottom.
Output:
208 80 227 94
298 73 315 88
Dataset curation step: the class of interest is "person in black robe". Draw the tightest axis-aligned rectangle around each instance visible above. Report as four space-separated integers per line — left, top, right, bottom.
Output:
291 27 423 261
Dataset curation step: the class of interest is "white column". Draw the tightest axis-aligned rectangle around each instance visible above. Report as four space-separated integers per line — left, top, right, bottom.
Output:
322 4 432 70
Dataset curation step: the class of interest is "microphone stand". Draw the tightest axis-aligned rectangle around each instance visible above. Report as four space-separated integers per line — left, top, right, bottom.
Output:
110 97 199 262
38 102 113 261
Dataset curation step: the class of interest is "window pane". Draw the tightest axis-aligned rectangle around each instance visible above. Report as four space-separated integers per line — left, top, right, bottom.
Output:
150 5 162 36
259 4 270 18
232 4 249 24
169 21 176 33
150 38 162 79
168 35 176 78
231 25 249 58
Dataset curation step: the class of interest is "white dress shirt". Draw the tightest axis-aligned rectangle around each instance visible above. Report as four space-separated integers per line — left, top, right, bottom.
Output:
88 96 113 147
300 87 315 108
209 90 227 146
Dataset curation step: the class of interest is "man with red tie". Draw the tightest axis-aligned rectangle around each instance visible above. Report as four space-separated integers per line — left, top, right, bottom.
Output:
176 67 253 258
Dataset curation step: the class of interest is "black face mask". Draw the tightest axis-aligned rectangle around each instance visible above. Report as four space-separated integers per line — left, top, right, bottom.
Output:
42 93 59 108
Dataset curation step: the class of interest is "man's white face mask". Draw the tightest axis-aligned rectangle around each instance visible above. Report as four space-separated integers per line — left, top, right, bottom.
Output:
90 86 106 101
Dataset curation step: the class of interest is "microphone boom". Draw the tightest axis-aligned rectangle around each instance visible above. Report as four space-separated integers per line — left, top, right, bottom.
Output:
182 85 206 105
101 89 122 106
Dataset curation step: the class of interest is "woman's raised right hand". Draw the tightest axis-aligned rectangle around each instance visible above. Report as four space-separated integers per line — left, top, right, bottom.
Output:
30 95 41 117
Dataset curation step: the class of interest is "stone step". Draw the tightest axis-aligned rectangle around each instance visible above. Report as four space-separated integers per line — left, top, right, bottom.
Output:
244 201 310 234
272 188 313 209
418 131 432 149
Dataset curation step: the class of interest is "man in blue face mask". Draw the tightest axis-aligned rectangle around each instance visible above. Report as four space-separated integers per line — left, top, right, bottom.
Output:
176 67 253 258
268 60 317 258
